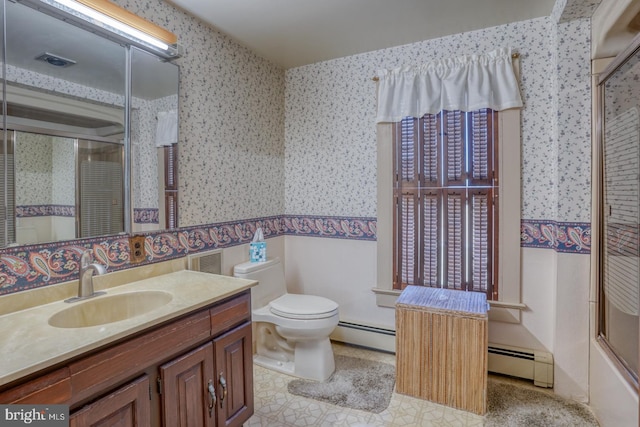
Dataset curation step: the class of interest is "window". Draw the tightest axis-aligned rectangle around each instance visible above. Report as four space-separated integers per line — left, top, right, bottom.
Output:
393 109 498 299
375 109 521 319
373 50 522 317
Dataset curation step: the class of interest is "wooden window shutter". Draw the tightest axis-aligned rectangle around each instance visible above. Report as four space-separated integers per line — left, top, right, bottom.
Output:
445 190 465 290
392 109 498 299
395 192 418 288
470 190 493 294
421 192 439 287
164 143 178 229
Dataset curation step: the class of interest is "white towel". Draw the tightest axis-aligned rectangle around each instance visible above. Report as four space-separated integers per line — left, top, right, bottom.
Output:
155 110 178 147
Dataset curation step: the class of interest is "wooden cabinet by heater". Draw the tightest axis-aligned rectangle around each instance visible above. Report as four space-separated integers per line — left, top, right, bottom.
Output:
395 285 488 415
213 323 253 427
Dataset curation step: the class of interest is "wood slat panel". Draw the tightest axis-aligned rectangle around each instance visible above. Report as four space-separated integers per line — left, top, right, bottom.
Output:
396 286 488 415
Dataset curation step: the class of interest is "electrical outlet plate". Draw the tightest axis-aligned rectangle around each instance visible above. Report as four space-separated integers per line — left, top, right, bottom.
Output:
129 235 147 264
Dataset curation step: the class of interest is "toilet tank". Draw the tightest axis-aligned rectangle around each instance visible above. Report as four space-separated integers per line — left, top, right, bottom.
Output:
234 257 287 310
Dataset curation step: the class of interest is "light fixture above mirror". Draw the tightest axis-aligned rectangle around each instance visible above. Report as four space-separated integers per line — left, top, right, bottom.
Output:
18 0 181 59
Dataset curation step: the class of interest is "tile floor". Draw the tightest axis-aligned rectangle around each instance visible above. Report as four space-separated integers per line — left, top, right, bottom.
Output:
244 342 492 426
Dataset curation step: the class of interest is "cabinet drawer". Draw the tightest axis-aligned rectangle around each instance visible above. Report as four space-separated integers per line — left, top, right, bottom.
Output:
69 309 211 405
0 367 71 404
210 292 250 336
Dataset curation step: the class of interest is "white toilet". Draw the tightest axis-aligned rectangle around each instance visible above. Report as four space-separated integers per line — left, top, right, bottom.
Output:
233 257 339 381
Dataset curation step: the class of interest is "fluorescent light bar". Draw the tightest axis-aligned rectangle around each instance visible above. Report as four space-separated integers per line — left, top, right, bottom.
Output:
54 0 169 50
18 0 180 58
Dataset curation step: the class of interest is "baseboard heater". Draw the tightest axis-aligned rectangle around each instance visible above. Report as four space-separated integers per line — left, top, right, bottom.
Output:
330 322 554 388
330 321 396 353
488 343 554 388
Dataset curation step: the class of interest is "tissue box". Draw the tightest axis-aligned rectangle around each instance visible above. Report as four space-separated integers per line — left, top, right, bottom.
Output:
250 241 266 262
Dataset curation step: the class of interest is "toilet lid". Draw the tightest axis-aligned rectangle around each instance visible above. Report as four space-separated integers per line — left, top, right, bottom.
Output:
269 294 338 320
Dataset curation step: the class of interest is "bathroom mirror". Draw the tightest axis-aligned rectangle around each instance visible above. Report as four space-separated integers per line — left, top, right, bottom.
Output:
130 47 179 232
0 0 179 247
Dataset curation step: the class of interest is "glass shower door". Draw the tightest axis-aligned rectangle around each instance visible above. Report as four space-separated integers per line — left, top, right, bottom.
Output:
599 45 640 386
77 139 124 238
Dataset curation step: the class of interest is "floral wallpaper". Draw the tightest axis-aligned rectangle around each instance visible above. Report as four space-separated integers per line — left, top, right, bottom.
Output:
51 136 76 207
285 17 560 220
554 18 593 223
13 133 75 217
285 15 592 225
131 93 178 216
0 0 596 295
113 0 286 227
14 132 54 206
554 0 602 23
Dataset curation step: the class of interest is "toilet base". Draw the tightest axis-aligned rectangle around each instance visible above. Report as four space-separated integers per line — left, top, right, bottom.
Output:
254 354 295 376
255 337 336 382
293 337 335 381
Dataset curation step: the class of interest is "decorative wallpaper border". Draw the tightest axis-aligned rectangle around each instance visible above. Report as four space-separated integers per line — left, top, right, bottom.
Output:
0 215 282 294
521 219 591 254
282 215 377 241
133 208 160 224
0 216 590 295
16 205 75 218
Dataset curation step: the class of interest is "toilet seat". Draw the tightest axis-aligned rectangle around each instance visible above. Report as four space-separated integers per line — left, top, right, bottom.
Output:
269 294 339 320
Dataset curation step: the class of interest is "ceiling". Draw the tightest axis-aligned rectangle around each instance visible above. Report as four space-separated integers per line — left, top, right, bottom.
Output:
168 0 556 69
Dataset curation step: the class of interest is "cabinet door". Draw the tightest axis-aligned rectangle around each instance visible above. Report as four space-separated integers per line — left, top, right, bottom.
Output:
213 322 253 427
160 342 215 427
70 375 150 427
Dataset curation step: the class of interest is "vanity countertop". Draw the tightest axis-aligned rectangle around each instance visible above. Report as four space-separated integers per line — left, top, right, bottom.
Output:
0 270 256 387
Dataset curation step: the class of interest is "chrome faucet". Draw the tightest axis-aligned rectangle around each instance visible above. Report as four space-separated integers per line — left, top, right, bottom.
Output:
65 251 106 303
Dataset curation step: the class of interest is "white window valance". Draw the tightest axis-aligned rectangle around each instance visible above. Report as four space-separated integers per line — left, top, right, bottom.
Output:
375 48 523 123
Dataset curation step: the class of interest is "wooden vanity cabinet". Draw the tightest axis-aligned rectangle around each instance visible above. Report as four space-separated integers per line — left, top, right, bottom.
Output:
0 290 254 427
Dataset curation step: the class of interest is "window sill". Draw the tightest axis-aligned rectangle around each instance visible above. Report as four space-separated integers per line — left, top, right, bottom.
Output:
372 288 401 308
372 287 525 323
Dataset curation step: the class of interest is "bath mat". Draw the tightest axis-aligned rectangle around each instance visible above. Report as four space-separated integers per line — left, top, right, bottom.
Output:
287 355 395 413
486 379 599 426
